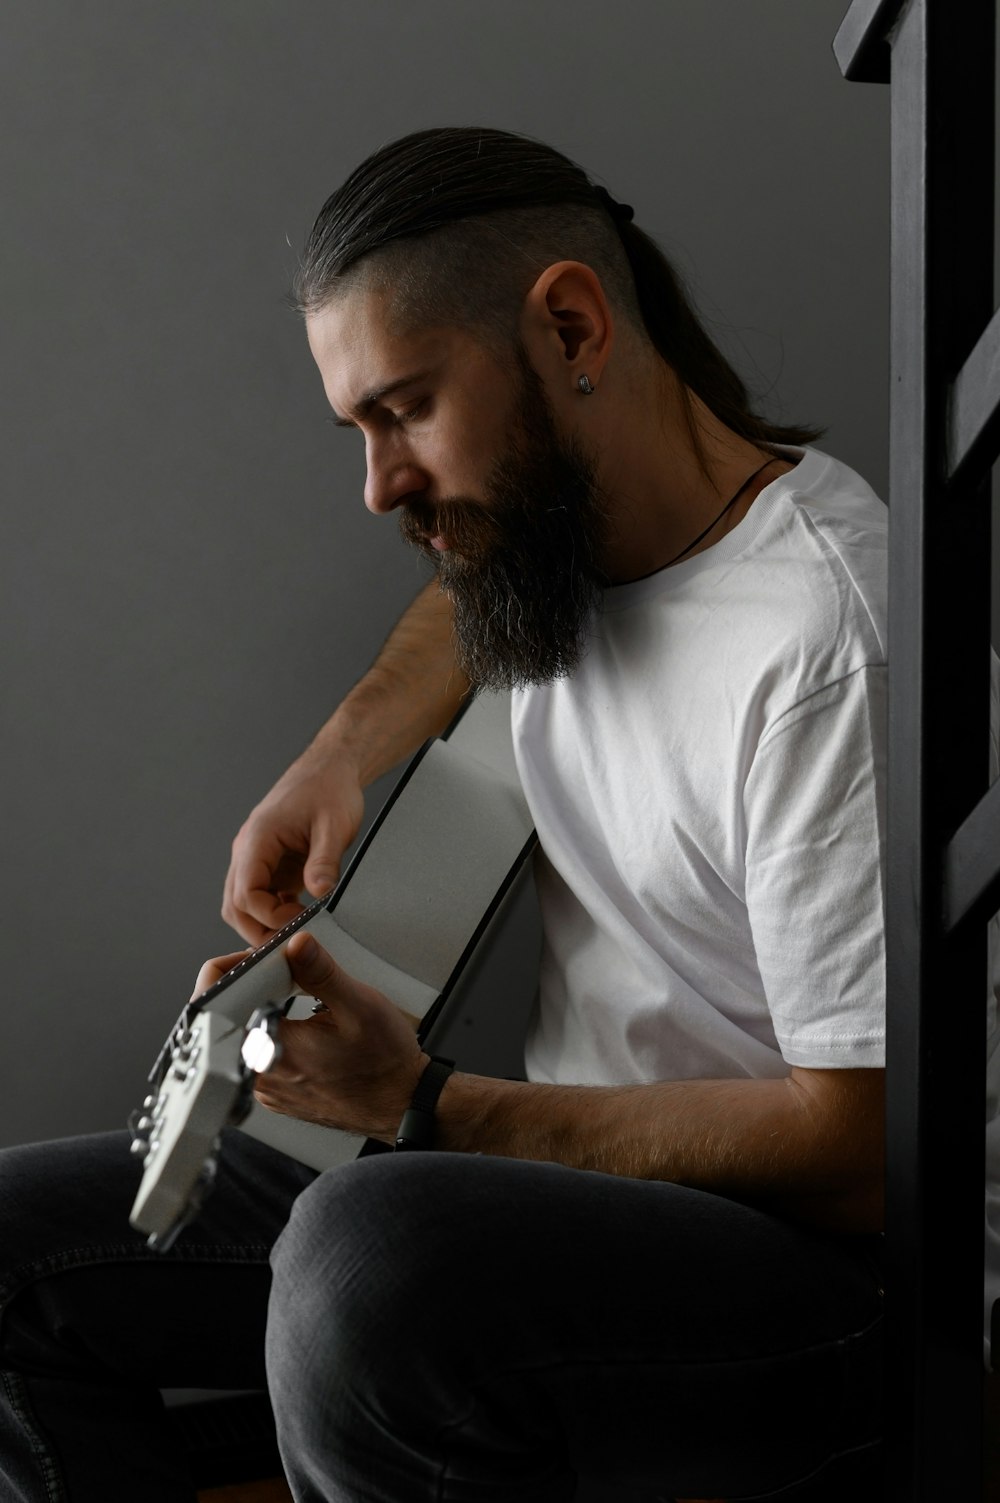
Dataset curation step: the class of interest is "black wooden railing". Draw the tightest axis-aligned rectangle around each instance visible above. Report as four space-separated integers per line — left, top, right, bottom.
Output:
834 3 997 1498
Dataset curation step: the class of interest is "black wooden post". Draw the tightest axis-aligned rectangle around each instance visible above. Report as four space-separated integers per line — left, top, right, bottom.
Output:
834 2 996 1498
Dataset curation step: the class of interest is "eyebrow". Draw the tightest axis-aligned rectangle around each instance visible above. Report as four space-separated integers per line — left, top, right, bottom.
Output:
332 370 432 428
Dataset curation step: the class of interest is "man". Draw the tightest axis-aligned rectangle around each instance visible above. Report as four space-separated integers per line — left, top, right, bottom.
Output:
0 127 885 1501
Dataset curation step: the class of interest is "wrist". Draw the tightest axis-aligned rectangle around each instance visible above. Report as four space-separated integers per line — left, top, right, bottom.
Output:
393 1055 456 1151
306 711 370 787
317 687 418 790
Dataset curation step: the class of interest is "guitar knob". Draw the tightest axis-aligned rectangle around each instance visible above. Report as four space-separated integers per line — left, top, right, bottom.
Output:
128 1107 153 1141
130 1138 150 1159
241 1029 279 1074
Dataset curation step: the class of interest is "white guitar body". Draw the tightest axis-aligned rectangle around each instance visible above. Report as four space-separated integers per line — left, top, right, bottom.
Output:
129 691 537 1248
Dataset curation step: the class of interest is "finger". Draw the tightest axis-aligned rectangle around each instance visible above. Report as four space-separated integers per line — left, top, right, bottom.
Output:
223 855 273 945
191 948 253 1000
246 892 307 934
223 857 262 935
226 851 306 941
284 932 349 1003
220 887 271 947
221 884 267 947
224 909 271 948
228 847 302 925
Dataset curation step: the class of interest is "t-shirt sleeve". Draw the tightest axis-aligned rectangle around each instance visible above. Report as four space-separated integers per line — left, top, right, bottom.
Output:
743 664 887 1068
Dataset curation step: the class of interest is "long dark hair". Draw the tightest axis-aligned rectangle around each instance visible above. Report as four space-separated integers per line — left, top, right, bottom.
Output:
295 127 821 449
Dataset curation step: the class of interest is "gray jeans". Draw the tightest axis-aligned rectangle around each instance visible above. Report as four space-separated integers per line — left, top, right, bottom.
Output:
0 1130 883 1502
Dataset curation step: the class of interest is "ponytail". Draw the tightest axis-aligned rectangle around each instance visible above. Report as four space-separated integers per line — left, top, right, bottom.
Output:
614 218 822 448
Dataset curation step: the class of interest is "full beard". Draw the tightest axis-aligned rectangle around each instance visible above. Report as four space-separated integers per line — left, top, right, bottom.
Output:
398 354 610 691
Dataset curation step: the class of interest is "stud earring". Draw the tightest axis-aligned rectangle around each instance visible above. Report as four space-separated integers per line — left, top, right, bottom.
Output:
577 374 596 395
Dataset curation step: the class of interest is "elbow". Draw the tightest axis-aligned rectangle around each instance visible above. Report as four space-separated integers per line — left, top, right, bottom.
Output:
781 1065 885 1233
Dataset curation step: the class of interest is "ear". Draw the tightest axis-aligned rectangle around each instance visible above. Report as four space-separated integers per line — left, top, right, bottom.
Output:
521 261 614 394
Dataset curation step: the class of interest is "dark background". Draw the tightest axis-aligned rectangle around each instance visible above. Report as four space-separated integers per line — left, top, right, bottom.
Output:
2 0 893 1147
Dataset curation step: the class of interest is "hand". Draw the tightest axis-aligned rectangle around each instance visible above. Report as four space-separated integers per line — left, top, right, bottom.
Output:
247 933 430 1142
190 947 253 999
222 738 365 945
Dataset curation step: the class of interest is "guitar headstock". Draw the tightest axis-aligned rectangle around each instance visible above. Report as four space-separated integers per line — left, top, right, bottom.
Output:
129 1010 255 1249
129 898 338 1247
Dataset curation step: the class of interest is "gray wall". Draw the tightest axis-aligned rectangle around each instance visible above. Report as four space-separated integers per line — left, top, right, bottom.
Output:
1 0 890 1149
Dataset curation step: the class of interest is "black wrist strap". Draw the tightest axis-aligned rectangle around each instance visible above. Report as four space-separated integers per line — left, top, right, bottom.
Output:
394 1056 456 1152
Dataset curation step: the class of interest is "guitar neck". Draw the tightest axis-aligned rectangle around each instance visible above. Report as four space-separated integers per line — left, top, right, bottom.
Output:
130 690 537 1244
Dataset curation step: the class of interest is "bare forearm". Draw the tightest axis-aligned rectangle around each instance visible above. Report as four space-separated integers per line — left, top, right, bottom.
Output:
421 1069 884 1234
316 582 469 785
266 942 884 1234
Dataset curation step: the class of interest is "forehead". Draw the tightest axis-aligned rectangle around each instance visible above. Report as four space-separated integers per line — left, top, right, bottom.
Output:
305 286 457 415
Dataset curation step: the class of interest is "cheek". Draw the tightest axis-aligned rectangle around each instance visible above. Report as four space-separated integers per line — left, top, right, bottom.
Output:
426 439 481 498
433 410 509 496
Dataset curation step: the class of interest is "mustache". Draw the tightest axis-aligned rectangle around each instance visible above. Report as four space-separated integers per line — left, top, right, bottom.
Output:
398 497 505 560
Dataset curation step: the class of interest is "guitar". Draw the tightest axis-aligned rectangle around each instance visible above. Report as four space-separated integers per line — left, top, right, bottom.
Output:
128 691 537 1250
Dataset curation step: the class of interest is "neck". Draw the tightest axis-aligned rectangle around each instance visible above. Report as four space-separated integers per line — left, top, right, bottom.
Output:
591 358 792 583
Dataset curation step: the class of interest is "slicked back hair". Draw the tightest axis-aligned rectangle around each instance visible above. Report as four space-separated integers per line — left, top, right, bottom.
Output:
294 127 821 450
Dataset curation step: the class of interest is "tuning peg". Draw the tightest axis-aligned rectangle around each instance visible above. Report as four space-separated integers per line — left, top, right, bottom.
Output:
241 1005 284 1075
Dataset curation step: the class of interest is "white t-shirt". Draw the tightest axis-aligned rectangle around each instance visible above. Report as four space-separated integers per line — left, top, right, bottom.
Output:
513 445 888 1086
513 443 1000 1366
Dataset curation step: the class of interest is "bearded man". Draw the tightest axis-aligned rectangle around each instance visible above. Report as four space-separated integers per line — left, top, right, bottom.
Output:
0 128 886 1503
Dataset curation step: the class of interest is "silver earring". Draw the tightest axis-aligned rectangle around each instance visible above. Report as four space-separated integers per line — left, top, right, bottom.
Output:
577 374 596 395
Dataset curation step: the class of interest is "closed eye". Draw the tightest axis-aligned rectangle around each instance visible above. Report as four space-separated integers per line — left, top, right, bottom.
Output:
329 398 428 431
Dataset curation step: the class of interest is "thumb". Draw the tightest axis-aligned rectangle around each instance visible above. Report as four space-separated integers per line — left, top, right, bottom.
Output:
303 849 340 898
285 932 345 999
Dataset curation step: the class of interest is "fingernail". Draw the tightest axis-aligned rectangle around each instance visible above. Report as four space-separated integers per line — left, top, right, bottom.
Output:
294 934 317 963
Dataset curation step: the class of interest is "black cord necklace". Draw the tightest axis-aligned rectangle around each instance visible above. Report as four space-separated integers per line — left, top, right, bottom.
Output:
664 455 777 568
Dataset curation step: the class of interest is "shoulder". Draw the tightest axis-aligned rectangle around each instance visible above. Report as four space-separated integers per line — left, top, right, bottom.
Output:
741 448 888 682
772 448 886 631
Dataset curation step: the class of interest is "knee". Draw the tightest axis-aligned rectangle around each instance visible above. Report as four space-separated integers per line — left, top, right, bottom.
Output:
267 1156 435 1356
268 1150 513 1317
265 1156 411 1441
265 1154 488 1401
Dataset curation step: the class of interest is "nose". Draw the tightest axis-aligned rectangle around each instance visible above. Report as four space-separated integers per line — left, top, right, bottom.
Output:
363 435 428 516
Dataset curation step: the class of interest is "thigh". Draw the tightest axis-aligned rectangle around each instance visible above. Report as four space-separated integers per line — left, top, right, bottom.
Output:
0 1127 316 1503
269 1152 882 1502
0 1126 316 1371
1 1126 313 1301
